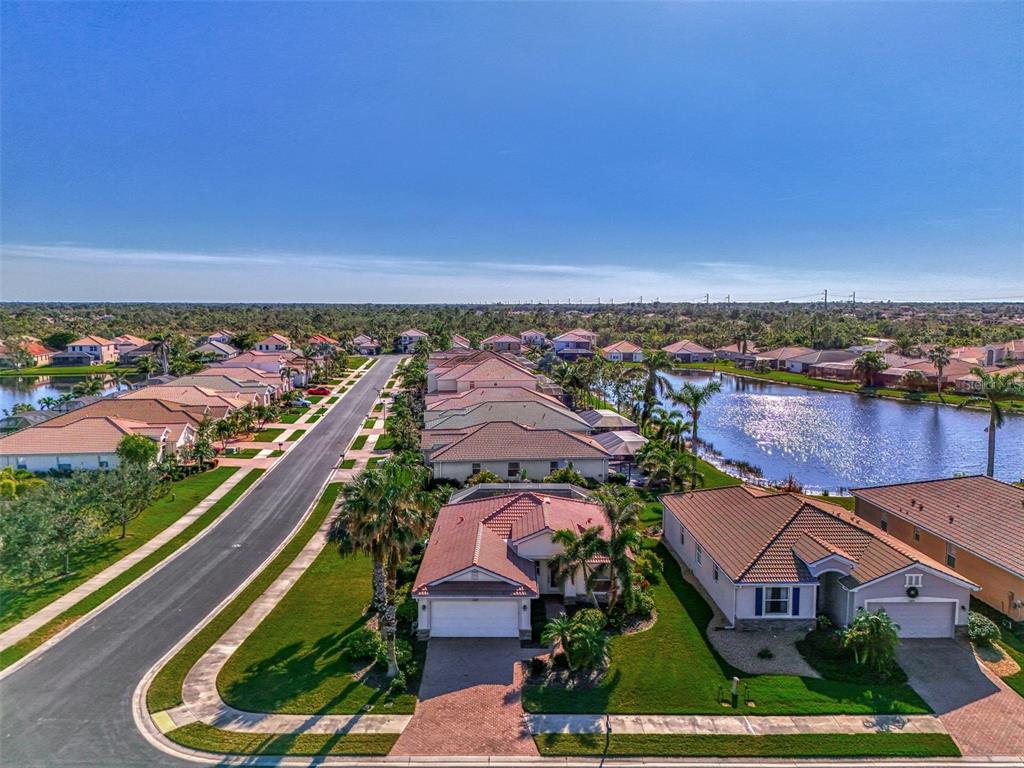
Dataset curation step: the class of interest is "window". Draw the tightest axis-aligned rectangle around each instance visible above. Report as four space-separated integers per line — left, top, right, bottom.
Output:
879 512 888 532
913 526 920 541
905 573 923 588
695 544 703 565
679 528 685 547
946 542 956 569
763 587 790 615
549 566 559 589
98 460 109 469
550 461 559 473
712 564 719 582
507 462 520 478
471 463 481 475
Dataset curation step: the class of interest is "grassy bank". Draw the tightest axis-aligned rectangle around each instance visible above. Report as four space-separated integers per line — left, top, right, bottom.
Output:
1 469 264 669
165 723 396 756
0 363 133 377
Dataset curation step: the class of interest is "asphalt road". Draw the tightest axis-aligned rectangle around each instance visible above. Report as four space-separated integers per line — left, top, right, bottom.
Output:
0 356 400 768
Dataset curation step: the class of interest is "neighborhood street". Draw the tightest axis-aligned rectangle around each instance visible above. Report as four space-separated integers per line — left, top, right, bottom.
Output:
0 356 400 768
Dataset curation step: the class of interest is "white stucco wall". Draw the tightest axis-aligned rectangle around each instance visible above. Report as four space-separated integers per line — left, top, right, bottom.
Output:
663 511 740 624
432 457 608 483
852 568 971 627
0 452 121 472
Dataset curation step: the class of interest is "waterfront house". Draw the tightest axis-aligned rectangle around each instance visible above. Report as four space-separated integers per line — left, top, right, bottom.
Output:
481 334 522 353
352 334 382 355
852 476 1024 622
424 389 591 433
412 492 612 638
397 328 429 353
714 341 759 363
662 339 714 363
423 421 610 484
520 329 548 348
593 429 648 462
786 349 856 374
0 339 58 367
755 346 815 371
601 340 644 363
578 408 639 433
955 362 1024 394
255 334 291 352
426 351 540 394
54 335 118 365
553 329 597 359
112 334 149 357
663 485 976 637
119 385 255 417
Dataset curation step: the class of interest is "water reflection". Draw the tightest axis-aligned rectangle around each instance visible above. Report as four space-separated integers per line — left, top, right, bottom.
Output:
663 371 1024 491
0 375 124 413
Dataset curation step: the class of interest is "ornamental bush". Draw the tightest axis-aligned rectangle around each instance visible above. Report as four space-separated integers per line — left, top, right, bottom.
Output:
342 627 384 661
967 611 1001 647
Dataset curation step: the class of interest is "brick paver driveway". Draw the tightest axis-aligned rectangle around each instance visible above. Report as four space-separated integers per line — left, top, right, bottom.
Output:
897 639 1024 757
391 638 538 756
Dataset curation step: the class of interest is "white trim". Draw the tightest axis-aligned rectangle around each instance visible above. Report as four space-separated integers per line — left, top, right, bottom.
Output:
428 564 524 588
848 562 979 592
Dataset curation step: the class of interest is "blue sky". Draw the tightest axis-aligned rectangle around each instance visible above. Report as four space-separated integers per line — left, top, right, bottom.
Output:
2 1 1021 303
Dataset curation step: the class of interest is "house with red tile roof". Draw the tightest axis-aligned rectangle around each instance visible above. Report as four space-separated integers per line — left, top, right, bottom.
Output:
307 333 339 347
662 339 714 363
423 421 610 484
352 334 381 355
520 329 548 348
119 385 255 416
427 351 539 394
53 335 118 365
662 485 977 636
449 334 473 350
112 334 149 357
853 476 1024 622
424 391 591 433
0 339 58 367
397 328 429 353
713 341 759 362
601 340 644 363
413 492 611 637
481 334 521 353
954 362 1024 394
553 329 597 359
754 346 815 370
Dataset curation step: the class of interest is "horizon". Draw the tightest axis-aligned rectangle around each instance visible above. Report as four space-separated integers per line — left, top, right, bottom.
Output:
2 1 1022 302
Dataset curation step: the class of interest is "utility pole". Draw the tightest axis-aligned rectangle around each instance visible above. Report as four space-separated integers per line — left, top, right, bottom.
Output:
823 289 828 310
849 291 856 305
724 294 731 304
704 293 710 305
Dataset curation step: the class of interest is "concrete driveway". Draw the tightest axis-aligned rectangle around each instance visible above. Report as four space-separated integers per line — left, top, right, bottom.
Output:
391 638 538 756
897 638 1024 757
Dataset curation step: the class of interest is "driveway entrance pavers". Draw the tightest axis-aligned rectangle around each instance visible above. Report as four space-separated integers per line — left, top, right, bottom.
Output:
391 638 538 756
897 638 1024 757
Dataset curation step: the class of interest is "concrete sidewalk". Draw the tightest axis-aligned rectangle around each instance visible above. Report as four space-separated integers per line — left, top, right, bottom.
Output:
0 467 255 651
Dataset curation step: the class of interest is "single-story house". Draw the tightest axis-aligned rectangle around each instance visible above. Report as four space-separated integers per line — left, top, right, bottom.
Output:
755 346 815 371
426 384 567 412
0 416 174 472
413 491 612 638
427 351 538 394
601 340 644 363
714 342 759 362
423 421 610 484
786 349 856 374
553 329 597 359
112 334 149 357
44 397 208 435
662 485 977 637
955 363 1024 394
165 375 276 405
119 385 256 417
578 408 639 434
352 334 382 356
193 339 239 360
662 340 714 363
520 330 548 348
0 410 55 434
205 330 236 345
481 334 522 353
397 328 429 353
425 397 591 433
853 476 1024 622
255 334 291 353
808 360 859 381
308 333 340 348
120 342 159 365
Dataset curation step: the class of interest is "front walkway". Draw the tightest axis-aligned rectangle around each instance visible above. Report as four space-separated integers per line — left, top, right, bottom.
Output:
391 638 539 756
0 467 255 652
897 638 1024 757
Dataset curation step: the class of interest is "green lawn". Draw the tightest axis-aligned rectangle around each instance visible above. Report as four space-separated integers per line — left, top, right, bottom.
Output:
218 545 415 714
522 544 930 715
0 363 132 377
351 435 368 450
1 467 238 632
363 418 377 430
230 449 262 459
346 355 369 369
535 733 959 758
307 395 324 403
637 459 738 526
338 459 356 469
279 413 301 424
252 428 285 442
374 434 393 451
1 469 263 670
372 403 383 413
148 483 341 712
366 457 382 468
287 429 305 441
326 396 338 404
166 723 395 756
270 450 285 457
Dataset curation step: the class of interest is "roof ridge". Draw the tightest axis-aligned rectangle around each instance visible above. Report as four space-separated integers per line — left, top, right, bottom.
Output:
736 497 804 580
850 474 998 493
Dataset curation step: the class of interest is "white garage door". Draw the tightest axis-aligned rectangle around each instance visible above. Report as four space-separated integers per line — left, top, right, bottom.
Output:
866 601 955 638
430 600 519 638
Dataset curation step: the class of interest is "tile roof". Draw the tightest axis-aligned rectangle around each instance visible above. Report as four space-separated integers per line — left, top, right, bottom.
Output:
715 342 760 354
427 421 609 462
113 334 149 347
0 416 167 455
68 335 113 347
426 386 565 411
352 334 379 345
789 349 858 365
662 339 712 355
257 333 291 345
661 486 974 588
852 476 1024 578
45 398 206 429
120 385 253 410
602 340 642 354
757 346 815 361
400 328 429 337
413 492 609 597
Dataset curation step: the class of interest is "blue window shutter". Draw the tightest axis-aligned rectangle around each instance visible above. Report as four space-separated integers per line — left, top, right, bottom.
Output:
792 587 801 616
754 587 763 616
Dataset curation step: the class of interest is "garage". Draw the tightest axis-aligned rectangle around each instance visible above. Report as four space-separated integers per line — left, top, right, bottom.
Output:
429 599 520 638
865 600 956 638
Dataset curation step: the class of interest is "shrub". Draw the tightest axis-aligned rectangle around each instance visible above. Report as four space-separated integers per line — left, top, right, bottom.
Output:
968 611 1001 647
757 647 774 659
841 608 901 673
607 472 627 485
633 590 656 618
343 627 385 661
529 656 549 676
465 470 503 486
574 608 607 631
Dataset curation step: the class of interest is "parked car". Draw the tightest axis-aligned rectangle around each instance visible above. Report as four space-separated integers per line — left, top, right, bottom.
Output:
293 398 312 407
306 386 331 395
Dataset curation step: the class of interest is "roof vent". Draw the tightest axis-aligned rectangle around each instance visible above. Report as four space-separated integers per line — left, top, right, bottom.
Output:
948 515 954 524
456 515 465 525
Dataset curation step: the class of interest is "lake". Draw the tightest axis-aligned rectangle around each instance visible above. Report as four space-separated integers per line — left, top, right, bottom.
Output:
661 371 1024 492
0 375 124 414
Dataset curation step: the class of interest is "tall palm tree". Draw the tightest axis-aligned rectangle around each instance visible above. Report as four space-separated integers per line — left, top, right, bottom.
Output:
958 368 1024 477
853 351 887 388
927 344 951 401
212 418 235 451
638 351 675 426
108 369 131 391
591 486 644 611
148 334 171 376
638 443 703 493
548 527 604 607
135 355 157 380
671 379 722 446
71 376 104 397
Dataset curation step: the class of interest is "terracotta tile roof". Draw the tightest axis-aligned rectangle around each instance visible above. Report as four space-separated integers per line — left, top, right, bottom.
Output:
602 340 642 354
715 342 760 354
45 398 205 429
662 339 712 355
257 333 291 346
482 334 520 344
427 421 609 462
352 334 379 345
425 400 589 431
120 385 253 410
520 329 547 338
430 350 531 374
852 476 1024 578
113 334 148 347
426 386 565 411
18 340 58 356
414 493 609 596
445 358 535 385
400 328 429 337
788 349 857 365
194 366 281 383
308 334 339 345
757 346 815 361
0 416 167 455
555 330 596 343
662 486 975 588
68 335 113 347
450 334 472 348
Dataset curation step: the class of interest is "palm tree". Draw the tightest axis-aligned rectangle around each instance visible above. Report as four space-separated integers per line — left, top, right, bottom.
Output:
135 355 157 380
540 613 576 668
853 351 888 388
637 351 674 426
958 368 1024 477
148 334 170 376
548 527 604 607
591 486 644 611
671 379 722 446
212 418 236 451
37 396 59 411
71 376 104 397
638 443 703 492
647 406 690 450
927 344 951 401
108 369 131 391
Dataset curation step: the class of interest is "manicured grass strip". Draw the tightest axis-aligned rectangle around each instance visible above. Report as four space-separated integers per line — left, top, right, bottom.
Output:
523 543 929 715
338 459 356 469
0 363 132 376
230 449 262 459
366 457 382 468
218 534 415 714
351 435 368 450
1 467 238 632
270 450 285 458
279 413 301 424
374 434 393 451
346 355 369 369
307 415 322 423
252 428 285 442
362 418 376 430
306 395 323 403
372 403 382 412
287 429 305 441
0 469 264 670
534 733 960 758
147 483 342 712
326 396 338 404
166 723 395 756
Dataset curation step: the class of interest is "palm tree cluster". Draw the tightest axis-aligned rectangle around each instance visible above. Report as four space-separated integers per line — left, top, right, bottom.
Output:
958 368 1024 477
